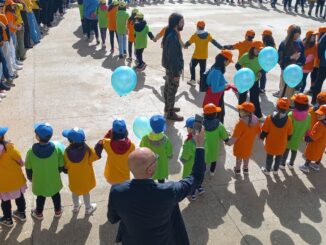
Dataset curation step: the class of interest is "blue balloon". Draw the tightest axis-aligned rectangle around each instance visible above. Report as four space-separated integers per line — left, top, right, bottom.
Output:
282 64 303 88
258 47 278 72
111 66 137 96
52 140 65 152
233 68 255 93
133 116 152 140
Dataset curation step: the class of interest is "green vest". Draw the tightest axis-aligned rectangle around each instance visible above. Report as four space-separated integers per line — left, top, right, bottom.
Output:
135 25 149 50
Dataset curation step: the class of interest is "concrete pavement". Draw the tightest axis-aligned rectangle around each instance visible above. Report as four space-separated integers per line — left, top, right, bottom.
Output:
0 1 325 244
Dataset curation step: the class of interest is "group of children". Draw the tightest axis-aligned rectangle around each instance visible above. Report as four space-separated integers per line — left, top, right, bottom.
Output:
0 0 71 102
1 91 325 226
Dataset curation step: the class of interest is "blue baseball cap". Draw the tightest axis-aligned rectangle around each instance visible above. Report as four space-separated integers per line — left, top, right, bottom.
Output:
150 115 166 134
112 119 127 135
62 127 85 143
34 123 53 140
184 117 195 128
0 127 8 137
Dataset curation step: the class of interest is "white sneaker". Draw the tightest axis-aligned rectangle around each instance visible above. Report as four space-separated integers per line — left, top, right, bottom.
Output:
210 171 215 176
187 80 196 86
16 61 23 65
14 65 23 70
0 93 6 98
279 164 285 170
72 202 81 213
261 167 270 176
85 203 97 215
287 161 294 169
273 170 278 175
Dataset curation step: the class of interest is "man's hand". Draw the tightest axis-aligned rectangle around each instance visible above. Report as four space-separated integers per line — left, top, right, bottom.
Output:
194 128 205 148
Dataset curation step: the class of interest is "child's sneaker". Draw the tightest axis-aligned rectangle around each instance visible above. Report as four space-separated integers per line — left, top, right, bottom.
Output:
31 209 44 221
233 167 241 175
72 202 82 213
190 194 197 201
299 164 310 173
54 208 63 218
85 203 97 215
287 162 294 170
261 167 270 176
187 79 196 86
309 163 320 171
110 48 114 53
102 43 106 49
279 164 285 170
126 57 132 62
197 187 205 195
0 92 6 98
210 171 215 176
12 210 26 222
0 217 14 228
243 169 249 175
273 170 278 175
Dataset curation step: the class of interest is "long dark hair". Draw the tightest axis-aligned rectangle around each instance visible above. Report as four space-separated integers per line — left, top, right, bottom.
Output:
248 47 257 59
304 35 316 49
263 35 275 47
128 12 137 23
285 25 301 52
162 13 183 45
213 54 227 74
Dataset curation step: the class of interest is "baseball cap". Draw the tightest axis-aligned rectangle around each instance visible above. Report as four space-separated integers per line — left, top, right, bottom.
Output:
317 91 326 102
112 0 119 5
0 127 8 137
119 1 126 7
306 30 318 38
291 93 309 105
112 119 127 135
34 123 53 140
252 41 264 50
136 12 144 19
237 102 255 113
220 50 233 63
262 29 272 36
99 0 106 3
184 117 195 128
277 97 290 111
150 115 166 134
245 29 255 37
62 127 85 143
197 21 205 28
203 103 221 114
316 105 326 116
318 26 326 34
132 8 139 14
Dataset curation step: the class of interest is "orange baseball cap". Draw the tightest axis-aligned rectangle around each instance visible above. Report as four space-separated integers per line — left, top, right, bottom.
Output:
197 21 205 28
262 29 272 36
306 30 318 38
237 102 255 113
246 29 255 37
291 93 309 105
277 97 290 111
252 41 264 50
203 103 221 114
317 91 326 102
5 0 15 5
318 26 326 33
220 50 233 63
315 105 326 116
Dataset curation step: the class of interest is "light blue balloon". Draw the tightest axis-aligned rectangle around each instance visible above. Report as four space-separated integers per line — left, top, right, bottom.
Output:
258 47 278 72
282 64 303 88
233 68 255 93
52 140 65 152
133 116 152 140
111 66 137 96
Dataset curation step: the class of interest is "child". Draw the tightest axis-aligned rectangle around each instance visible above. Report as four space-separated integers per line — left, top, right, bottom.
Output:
62 127 99 214
83 0 100 44
300 105 326 173
126 8 138 62
77 0 87 36
107 0 119 53
297 30 317 93
223 29 255 61
25 123 64 220
202 50 233 123
134 12 155 71
180 117 205 200
203 103 229 176
0 127 27 228
260 98 293 175
259 29 276 94
184 20 223 86
280 94 311 169
227 102 261 175
98 119 135 184
97 0 108 49
310 91 326 129
116 1 129 58
140 115 173 183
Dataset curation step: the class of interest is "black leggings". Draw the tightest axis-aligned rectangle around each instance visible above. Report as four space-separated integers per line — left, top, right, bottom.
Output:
312 67 326 104
135 48 144 66
295 0 304 11
266 154 282 171
128 41 133 58
1 194 26 220
210 161 217 173
100 27 107 44
109 30 118 50
190 58 207 81
85 19 99 39
36 192 61 213
281 149 297 166
239 81 262 118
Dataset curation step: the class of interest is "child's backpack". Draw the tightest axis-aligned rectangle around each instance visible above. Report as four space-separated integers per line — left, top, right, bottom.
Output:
200 67 225 93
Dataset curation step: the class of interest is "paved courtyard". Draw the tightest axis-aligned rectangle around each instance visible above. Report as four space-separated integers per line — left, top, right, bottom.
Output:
0 1 325 244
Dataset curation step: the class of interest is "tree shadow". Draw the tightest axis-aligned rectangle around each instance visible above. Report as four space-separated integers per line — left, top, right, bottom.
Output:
241 234 263 245
0 221 30 245
270 230 295 245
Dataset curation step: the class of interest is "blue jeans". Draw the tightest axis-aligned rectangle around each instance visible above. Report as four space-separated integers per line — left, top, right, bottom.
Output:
27 12 41 44
296 72 309 92
0 47 11 80
117 34 126 56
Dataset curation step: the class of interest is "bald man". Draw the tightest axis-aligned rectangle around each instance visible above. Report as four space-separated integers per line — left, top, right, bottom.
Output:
108 130 206 245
